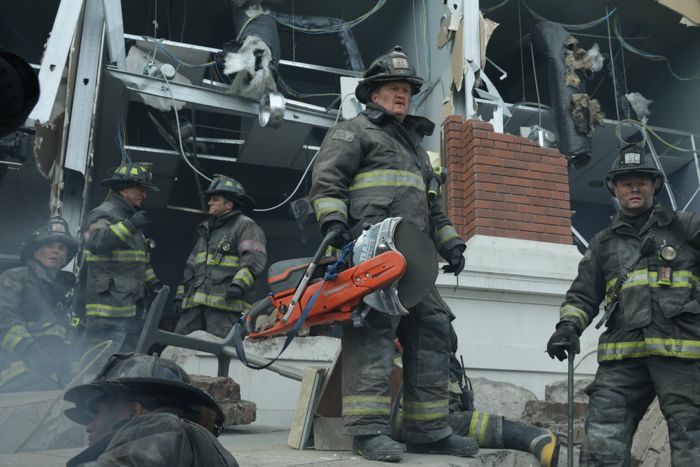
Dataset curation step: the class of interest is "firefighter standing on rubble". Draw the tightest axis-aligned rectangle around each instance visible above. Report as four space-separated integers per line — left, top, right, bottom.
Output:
174 175 267 338
309 46 474 462
64 353 238 466
82 162 162 353
0 217 79 392
546 144 700 465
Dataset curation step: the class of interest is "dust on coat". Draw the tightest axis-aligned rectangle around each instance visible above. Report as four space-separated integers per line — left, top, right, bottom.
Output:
0 259 74 389
82 192 159 319
559 203 700 361
309 102 464 259
176 210 267 314
66 410 238 467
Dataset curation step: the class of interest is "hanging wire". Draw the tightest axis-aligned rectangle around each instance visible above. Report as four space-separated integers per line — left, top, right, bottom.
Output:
481 0 511 14
179 0 187 42
270 0 388 34
613 15 700 81
517 0 526 101
412 0 421 78
615 119 697 153
528 43 542 128
253 93 356 212
161 73 213 182
141 36 216 68
605 4 621 123
522 0 618 31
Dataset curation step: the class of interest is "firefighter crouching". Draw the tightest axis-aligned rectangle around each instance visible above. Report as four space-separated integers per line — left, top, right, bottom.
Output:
82 161 162 353
309 46 473 462
0 216 79 392
64 353 238 466
547 144 700 465
175 175 267 338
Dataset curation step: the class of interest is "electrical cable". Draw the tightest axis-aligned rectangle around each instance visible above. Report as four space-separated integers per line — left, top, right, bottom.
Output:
141 36 216 68
528 43 542 128
412 0 421 78
517 0 526 102
522 0 617 31
270 0 387 34
605 4 621 123
252 93 355 213
612 15 700 81
179 0 187 42
615 119 696 153
161 73 214 182
481 0 511 14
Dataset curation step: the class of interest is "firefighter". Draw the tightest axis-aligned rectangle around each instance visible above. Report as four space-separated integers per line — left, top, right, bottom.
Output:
64 353 238 466
0 216 79 392
309 46 474 462
174 175 267 338
392 326 561 467
546 144 700 466
82 161 162 353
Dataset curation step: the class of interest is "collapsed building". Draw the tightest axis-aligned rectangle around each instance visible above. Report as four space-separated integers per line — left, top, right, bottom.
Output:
0 0 699 465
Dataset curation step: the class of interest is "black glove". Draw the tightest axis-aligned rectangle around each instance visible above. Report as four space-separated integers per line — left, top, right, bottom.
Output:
442 246 466 275
322 221 351 249
546 322 581 361
226 283 245 300
128 210 150 230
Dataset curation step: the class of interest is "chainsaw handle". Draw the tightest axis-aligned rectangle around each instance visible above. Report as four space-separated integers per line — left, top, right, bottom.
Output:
281 230 341 324
314 230 339 263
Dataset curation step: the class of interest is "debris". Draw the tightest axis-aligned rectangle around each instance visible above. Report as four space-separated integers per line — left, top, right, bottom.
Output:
586 43 605 73
625 92 653 123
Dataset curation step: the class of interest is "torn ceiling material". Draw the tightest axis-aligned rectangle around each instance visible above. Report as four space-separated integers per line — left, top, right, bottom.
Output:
533 21 605 169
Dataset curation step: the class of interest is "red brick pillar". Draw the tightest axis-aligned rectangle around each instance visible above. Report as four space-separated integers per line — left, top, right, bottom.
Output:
442 117 572 244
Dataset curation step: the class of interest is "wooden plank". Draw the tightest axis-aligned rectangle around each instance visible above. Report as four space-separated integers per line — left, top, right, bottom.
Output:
287 366 324 450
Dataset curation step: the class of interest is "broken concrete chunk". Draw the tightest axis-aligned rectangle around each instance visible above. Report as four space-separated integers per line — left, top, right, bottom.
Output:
190 375 241 402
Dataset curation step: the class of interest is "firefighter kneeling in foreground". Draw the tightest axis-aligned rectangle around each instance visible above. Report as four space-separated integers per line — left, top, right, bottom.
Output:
0 217 79 392
63 353 238 466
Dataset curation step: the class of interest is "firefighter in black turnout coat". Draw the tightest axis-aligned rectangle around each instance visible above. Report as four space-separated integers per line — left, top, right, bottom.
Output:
310 46 475 462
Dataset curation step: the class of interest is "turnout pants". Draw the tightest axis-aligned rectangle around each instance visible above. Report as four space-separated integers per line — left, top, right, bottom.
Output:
85 316 143 353
581 356 700 467
342 286 452 443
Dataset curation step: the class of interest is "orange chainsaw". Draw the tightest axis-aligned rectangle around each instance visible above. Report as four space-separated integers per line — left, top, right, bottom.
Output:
233 217 438 369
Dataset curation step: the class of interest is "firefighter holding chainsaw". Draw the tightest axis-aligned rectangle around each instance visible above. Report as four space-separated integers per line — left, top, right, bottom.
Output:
310 46 474 462
546 144 700 465
175 175 267 338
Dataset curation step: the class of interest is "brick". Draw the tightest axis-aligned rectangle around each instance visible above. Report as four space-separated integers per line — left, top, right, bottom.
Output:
443 115 464 126
465 120 494 131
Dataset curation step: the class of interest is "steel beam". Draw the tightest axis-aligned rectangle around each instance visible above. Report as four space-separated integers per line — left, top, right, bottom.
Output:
65 0 106 174
108 68 339 128
102 0 127 69
29 0 86 124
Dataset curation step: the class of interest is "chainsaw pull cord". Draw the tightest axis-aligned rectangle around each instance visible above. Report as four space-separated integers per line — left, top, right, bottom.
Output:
232 241 355 370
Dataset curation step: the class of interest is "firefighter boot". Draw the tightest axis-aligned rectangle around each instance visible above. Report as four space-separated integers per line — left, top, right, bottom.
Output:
352 434 403 462
406 433 479 457
503 419 560 467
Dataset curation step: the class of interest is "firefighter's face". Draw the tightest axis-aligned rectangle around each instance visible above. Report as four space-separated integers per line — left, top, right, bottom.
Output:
33 241 69 269
85 398 134 445
613 173 655 215
208 194 235 217
371 81 412 122
119 185 148 208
